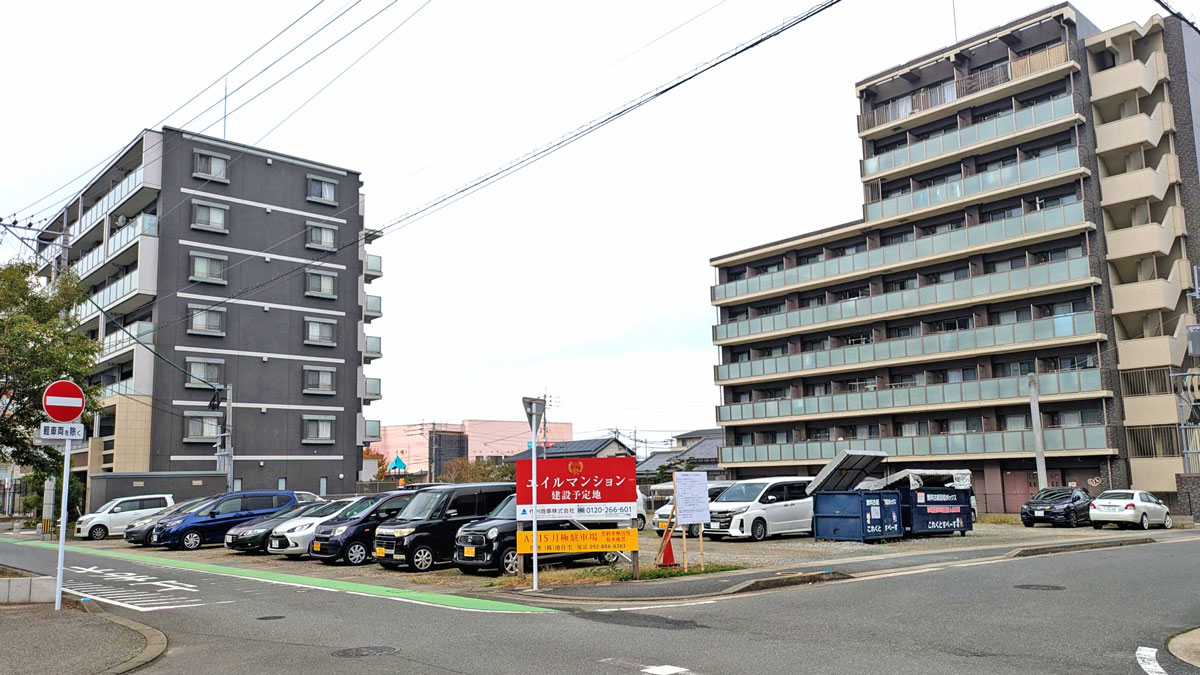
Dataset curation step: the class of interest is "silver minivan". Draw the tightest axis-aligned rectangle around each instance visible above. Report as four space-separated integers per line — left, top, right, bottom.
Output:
705 477 813 541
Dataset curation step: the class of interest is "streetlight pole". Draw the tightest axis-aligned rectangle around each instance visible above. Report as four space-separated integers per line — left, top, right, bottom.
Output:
1028 373 1048 490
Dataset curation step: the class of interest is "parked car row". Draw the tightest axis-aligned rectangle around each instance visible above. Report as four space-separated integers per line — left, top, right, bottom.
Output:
1019 487 1174 530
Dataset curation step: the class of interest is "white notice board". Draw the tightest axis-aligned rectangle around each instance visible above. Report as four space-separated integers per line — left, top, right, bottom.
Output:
674 471 710 525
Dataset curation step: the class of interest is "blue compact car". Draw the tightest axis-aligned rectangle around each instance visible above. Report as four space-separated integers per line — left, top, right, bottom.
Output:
151 490 318 550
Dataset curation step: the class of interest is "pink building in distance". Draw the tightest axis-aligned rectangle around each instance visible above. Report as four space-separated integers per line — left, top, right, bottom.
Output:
370 419 573 479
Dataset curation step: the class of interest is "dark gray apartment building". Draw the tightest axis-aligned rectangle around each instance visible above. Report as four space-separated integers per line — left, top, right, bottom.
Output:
35 127 382 504
709 5 1200 512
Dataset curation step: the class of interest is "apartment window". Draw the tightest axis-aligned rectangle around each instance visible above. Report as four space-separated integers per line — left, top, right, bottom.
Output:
734 391 751 403
998 360 1035 377
306 175 338 205
942 367 977 383
727 309 748 322
804 382 831 397
307 222 338 251
929 316 972 333
830 242 867 258
982 205 1022 223
772 430 791 444
758 345 786 358
990 307 1032 325
233 478 243 491
1004 414 1032 431
727 269 746 282
304 317 337 347
302 415 335 444
303 365 336 395
183 411 223 442
189 252 227 284
1036 193 1078 209
888 325 916 339
193 150 230 182
796 251 824 266
797 295 826 308
1041 245 1084 261
735 433 753 446
882 184 911 198
921 220 964 236
845 377 877 393
849 424 881 439
842 331 873 346
755 262 783 274
187 305 226 336
730 350 750 363
980 157 1017 173
191 201 229 233
319 477 328 497
944 417 983 434
987 256 1027 273
1050 409 1101 428
759 387 787 400
185 358 223 389
277 477 287 490
801 338 827 352
926 267 969 284
808 428 831 441
885 277 917 293
833 287 870 301
899 421 928 437
1053 353 1096 371
1049 299 1088 315
881 230 915 246
891 373 923 388
305 271 337 299
758 303 784 316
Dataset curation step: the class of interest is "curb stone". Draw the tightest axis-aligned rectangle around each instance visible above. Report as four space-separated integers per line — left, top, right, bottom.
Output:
81 600 168 674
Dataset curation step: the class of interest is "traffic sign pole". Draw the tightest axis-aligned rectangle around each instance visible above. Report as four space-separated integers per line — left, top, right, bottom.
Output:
55 434 71 611
42 380 85 612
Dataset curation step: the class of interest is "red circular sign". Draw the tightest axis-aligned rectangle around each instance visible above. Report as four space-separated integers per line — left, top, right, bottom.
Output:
43 380 86 423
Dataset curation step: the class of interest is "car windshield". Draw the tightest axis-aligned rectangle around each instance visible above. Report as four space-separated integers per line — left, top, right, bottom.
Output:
178 498 215 514
340 495 385 519
309 500 351 517
397 491 447 521
95 499 120 514
266 503 309 519
1097 491 1134 500
714 483 766 503
488 494 516 519
1031 488 1073 500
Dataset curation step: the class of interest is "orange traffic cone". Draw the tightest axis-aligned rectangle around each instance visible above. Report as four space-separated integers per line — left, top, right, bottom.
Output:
659 536 678 568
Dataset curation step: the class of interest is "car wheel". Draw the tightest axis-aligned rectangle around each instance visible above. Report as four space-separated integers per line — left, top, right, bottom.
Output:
408 545 435 572
599 551 620 565
180 530 203 551
654 530 664 537
88 525 108 541
1092 521 1103 530
686 524 701 538
499 547 520 576
750 519 767 542
1066 511 1078 528
1163 513 1173 529
1022 519 1034 528
343 541 369 566
971 509 977 524
636 515 646 531
1138 514 1149 531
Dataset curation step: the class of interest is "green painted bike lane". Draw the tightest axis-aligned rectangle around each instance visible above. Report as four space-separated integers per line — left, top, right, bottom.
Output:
0 536 553 614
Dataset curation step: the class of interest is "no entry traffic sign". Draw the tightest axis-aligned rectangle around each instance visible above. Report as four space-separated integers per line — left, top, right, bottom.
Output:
43 380 85 423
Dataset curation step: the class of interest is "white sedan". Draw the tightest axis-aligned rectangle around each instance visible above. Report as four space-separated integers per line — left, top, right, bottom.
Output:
266 498 357 557
1089 490 1173 530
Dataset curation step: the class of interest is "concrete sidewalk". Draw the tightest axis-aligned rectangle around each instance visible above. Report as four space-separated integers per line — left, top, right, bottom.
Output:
0 603 145 675
509 531 1183 602
1170 627 1200 669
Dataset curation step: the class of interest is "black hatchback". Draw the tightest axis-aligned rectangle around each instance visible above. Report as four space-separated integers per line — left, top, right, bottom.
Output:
1021 487 1092 527
310 492 417 565
374 483 514 572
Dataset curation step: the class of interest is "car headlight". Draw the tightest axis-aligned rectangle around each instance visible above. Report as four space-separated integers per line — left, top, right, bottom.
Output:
393 527 415 537
332 526 348 537
486 527 499 540
128 518 151 528
728 506 750 515
287 523 314 533
244 528 266 536
76 517 91 526
161 518 185 528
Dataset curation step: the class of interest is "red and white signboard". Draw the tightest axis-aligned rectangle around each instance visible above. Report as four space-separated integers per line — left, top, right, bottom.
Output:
516 456 638 521
43 380 85 423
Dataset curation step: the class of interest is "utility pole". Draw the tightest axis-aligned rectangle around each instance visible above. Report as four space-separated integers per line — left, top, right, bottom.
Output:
224 385 234 491
1028 373 1048 490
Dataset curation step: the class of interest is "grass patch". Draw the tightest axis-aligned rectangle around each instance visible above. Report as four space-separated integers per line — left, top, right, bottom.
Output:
976 514 1022 525
485 563 743 588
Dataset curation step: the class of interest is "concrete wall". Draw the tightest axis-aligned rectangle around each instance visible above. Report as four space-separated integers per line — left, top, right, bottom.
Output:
87 472 228 512
1176 473 1200 519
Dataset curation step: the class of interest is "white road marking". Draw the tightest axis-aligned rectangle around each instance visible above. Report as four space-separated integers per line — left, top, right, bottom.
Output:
596 600 717 613
1136 646 1169 675
950 559 1007 567
642 667 690 675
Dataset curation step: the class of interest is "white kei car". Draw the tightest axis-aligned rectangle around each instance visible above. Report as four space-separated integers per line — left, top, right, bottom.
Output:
266 498 357 557
1089 490 1173 530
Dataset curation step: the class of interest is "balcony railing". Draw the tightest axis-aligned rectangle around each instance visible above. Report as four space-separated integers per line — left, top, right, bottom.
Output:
714 202 1084 301
107 213 157 256
74 269 139 322
858 43 1070 132
364 419 381 439
720 424 1110 464
100 379 134 400
101 321 154 357
864 94 1075 177
365 335 382 359
71 166 144 242
70 246 107 279
364 378 381 398
717 368 1104 423
715 256 1092 342
716 311 1098 382
365 254 382 278
365 295 382 317
865 146 1081 222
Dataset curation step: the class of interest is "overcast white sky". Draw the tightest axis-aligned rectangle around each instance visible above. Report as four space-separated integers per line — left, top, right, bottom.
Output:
0 0 1182 448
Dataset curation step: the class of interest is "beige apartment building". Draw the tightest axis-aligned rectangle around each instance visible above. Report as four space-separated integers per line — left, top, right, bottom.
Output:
709 4 1200 512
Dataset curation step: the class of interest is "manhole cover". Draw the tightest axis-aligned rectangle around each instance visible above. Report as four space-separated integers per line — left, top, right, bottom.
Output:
256 616 284 621
331 647 398 658
1014 584 1066 591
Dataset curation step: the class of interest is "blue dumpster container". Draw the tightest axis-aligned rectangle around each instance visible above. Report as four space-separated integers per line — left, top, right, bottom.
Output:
896 487 973 536
813 491 903 542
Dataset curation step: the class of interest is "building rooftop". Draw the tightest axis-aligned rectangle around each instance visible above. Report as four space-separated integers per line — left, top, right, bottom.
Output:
503 437 632 463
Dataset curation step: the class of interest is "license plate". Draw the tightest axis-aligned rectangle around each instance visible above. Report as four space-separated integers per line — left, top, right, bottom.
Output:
1034 510 1045 517
709 521 720 529
312 542 321 552
657 521 669 529
463 546 475 557
1102 505 1117 512
375 546 385 557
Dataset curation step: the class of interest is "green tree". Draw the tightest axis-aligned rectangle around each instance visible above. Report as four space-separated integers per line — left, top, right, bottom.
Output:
437 458 517 483
0 262 99 475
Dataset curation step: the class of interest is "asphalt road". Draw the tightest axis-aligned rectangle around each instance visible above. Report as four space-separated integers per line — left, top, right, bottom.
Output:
3 534 1199 675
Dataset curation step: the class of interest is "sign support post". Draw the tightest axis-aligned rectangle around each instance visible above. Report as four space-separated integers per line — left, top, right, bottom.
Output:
630 517 640 580
522 397 546 591
699 523 705 571
55 435 70 611
42 379 87 612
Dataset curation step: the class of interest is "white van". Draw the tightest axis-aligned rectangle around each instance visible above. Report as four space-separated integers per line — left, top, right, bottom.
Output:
75 494 174 540
705 477 813 541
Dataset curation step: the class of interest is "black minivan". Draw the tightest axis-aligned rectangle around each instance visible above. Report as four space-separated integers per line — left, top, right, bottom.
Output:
310 491 417 565
374 483 514 572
